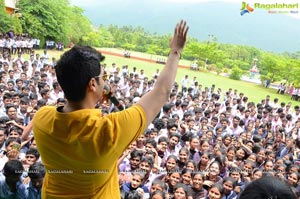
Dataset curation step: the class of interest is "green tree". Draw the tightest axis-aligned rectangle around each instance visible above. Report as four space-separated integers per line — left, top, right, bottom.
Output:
0 0 13 32
66 6 93 45
17 0 70 46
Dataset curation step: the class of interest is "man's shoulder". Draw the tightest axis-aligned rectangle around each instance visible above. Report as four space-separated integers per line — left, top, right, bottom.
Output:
36 106 56 114
33 106 56 120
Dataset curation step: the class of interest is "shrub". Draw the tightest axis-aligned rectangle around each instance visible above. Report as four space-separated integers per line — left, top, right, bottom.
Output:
229 66 243 80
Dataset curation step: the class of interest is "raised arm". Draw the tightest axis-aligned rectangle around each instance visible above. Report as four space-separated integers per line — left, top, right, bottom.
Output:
137 20 189 126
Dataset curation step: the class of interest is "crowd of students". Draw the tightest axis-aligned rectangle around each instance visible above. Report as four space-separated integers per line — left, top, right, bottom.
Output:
0 48 299 199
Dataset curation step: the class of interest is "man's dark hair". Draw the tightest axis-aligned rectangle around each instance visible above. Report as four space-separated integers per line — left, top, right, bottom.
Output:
140 156 154 168
55 46 105 101
28 162 46 179
5 137 21 146
3 160 24 178
130 149 143 160
26 148 40 159
239 176 296 199
145 138 157 148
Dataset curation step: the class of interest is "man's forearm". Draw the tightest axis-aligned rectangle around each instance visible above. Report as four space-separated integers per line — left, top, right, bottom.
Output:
154 50 180 98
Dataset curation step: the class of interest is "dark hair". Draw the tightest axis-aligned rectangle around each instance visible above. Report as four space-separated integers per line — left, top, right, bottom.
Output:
130 149 143 160
153 118 165 131
5 103 16 112
174 183 188 198
181 168 193 176
3 160 24 178
26 148 40 159
5 137 21 146
223 176 236 188
151 179 168 190
140 156 154 168
167 154 178 162
9 126 23 135
239 176 296 199
209 183 224 196
145 138 157 148
124 190 142 199
185 160 197 169
150 190 166 199
55 46 105 101
158 136 169 144
28 162 46 179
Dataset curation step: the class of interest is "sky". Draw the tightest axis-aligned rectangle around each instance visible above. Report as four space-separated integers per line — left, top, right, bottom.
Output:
69 0 300 52
70 0 300 19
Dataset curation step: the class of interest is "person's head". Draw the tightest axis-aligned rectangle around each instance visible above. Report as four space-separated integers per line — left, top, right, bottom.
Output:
167 170 181 188
288 172 300 187
149 128 159 138
226 146 236 162
150 190 165 199
263 160 274 172
25 148 40 165
256 147 266 164
8 126 22 138
189 135 199 150
129 150 143 170
181 168 193 185
288 164 299 175
173 183 188 199
139 156 154 175
55 46 105 102
56 98 66 107
124 190 143 199
28 162 46 191
252 168 263 181
222 134 231 147
239 176 296 199
222 177 236 195
3 160 24 183
168 133 180 148
145 138 157 151
229 167 242 182
208 183 224 199
192 172 204 190
178 147 189 164
5 103 17 120
157 136 168 152
236 147 246 161
0 116 9 128
199 151 210 167
209 161 221 177
166 155 178 171
200 139 210 152
185 160 196 171
247 153 257 163
150 179 167 194
131 172 146 189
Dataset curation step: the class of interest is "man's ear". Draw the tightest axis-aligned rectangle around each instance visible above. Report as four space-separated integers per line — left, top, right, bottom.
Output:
88 78 97 92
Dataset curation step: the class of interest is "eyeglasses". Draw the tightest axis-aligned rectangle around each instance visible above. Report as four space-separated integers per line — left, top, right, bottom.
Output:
94 74 107 81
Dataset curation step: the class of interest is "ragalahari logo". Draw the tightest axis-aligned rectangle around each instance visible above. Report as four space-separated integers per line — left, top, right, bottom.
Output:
240 2 254 15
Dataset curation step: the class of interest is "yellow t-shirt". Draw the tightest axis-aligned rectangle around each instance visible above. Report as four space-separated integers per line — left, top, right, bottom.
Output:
32 105 146 199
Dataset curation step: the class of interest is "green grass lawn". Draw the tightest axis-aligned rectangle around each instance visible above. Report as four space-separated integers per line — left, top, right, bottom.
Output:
42 48 300 106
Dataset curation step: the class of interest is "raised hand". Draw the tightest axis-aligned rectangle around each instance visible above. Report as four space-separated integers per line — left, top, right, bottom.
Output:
170 20 189 55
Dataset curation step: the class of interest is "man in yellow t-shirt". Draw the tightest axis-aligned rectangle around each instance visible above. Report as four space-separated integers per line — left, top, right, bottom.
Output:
32 20 188 198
